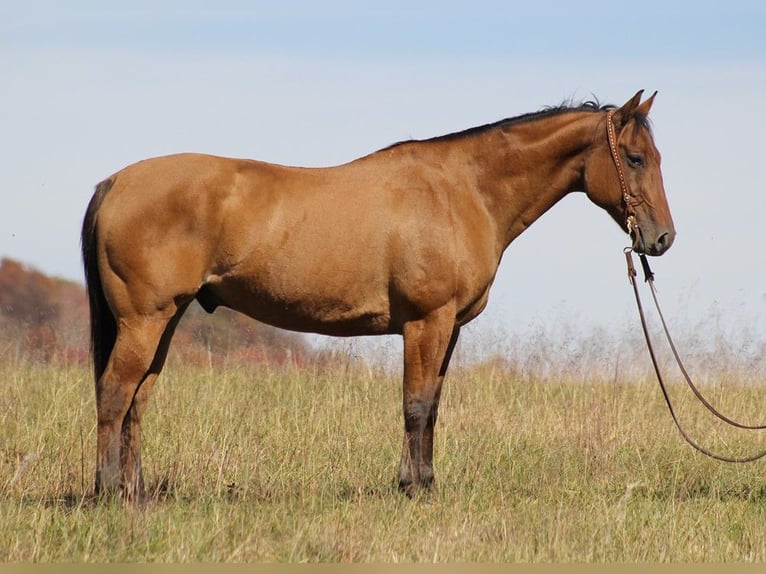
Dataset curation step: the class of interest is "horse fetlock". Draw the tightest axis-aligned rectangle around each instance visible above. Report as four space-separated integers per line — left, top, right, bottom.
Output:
397 475 434 498
418 463 435 487
94 465 121 497
94 465 146 504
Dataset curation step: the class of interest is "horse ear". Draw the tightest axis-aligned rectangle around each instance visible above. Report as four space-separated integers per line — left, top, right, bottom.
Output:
635 90 658 117
612 90 645 129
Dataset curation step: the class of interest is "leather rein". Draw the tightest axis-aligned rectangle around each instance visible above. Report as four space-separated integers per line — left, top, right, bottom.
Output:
607 110 766 463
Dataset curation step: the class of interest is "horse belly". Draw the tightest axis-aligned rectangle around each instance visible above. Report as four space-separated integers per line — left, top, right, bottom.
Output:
202 266 395 337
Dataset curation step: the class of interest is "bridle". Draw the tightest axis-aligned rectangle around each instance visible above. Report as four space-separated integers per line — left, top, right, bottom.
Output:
605 109 640 243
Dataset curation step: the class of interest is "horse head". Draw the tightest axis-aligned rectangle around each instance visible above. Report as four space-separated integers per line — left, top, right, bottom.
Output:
584 90 676 256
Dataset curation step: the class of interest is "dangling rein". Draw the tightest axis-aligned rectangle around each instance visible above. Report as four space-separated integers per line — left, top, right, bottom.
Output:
624 250 766 463
606 109 766 462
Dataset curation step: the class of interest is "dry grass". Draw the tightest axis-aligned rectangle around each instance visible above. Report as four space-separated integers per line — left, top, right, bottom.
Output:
2 339 766 562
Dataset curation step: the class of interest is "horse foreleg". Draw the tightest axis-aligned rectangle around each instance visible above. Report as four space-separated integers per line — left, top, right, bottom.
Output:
398 305 457 496
418 325 460 487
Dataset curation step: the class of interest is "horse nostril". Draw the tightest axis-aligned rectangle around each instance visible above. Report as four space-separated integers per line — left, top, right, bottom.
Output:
655 231 674 253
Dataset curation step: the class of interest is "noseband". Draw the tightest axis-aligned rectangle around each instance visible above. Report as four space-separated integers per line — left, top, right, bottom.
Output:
606 109 639 243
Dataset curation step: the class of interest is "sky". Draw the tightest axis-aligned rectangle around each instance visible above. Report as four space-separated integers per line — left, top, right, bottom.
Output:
2 1 766 356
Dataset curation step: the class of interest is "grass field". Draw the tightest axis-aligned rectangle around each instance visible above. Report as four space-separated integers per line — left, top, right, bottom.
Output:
2 339 766 562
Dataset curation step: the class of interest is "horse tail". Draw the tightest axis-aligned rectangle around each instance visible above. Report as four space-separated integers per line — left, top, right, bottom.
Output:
81 177 117 383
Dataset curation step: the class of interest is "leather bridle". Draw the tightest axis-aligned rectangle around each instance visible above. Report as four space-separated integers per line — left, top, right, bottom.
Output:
606 109 640 248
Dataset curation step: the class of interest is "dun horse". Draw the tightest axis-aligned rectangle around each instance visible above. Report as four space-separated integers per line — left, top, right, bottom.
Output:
82 90 675 501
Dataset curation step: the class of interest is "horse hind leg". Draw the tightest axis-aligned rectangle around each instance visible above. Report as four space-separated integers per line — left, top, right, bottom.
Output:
95 306 186 502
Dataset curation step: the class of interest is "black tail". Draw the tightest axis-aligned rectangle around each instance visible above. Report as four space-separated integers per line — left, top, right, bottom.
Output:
81 178 117 383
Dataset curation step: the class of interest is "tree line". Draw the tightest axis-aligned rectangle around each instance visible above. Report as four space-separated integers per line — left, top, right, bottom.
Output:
0 257 310 367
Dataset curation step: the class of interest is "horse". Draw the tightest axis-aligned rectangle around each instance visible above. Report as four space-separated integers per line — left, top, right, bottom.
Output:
81 90 675 501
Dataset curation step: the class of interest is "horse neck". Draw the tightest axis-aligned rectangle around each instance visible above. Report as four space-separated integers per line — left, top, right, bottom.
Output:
471 111 601 252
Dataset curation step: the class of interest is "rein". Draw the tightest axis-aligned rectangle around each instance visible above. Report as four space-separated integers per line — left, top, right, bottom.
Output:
607 110 766 463
624 250 766 463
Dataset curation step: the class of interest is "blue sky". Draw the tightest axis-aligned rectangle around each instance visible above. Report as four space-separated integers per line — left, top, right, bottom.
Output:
2 1 765 351
4 2 764 61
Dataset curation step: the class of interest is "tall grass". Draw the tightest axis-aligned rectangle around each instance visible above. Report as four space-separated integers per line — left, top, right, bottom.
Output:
2 330 766 562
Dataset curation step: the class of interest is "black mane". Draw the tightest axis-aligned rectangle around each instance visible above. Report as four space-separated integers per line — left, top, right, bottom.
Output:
380 98 650 151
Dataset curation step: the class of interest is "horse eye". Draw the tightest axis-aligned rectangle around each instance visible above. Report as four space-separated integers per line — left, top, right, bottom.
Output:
626 153 645 168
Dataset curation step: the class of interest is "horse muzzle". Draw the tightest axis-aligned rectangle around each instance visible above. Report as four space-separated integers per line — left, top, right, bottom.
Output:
631 224 675 256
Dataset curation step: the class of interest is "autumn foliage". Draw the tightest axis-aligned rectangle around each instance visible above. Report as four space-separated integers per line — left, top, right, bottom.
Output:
0 257 309 367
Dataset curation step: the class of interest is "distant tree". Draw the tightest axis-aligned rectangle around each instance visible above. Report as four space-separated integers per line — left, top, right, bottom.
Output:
54 278 89 360
0 258 60 358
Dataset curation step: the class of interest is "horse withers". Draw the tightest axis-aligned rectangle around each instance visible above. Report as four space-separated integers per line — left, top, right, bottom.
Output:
81 90 674 501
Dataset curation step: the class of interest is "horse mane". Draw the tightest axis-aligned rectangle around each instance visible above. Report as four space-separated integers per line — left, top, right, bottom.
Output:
379 98 651 152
